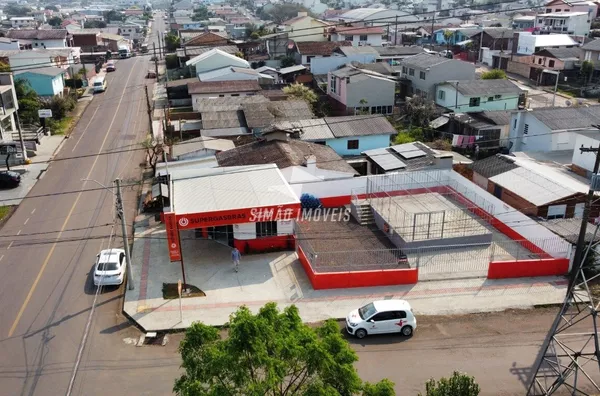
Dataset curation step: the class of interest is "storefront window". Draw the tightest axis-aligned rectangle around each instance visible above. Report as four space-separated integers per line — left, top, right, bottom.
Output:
256 221 278 238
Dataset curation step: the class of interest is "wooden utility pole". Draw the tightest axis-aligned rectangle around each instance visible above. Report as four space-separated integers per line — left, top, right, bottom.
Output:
144 84 152 130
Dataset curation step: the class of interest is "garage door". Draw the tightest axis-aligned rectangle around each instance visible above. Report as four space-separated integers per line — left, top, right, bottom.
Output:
548 204 567 219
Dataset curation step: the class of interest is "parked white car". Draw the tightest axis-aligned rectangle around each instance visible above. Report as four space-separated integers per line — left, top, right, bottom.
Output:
346 300 416 339
93 248 126 286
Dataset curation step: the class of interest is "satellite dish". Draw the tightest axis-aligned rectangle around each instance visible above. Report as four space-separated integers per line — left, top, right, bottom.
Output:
566 100 572 106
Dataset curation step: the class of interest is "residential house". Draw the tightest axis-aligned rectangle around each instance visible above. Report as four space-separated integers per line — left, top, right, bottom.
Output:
70 13 87 24
63 22 83 32
215 133 358 183
192 96 269 136
470 154 592 219
0 73 20 144
98 33 128 52
0 38 19 50
173 0 195 11
188 80 262 109
543 0 598 18
10 17 35 29
372 45 426 66
508 46 582 82
514 32 578 55
176 45 238 68
581 38 600 70
281 12 330 42
241 100 315 134
118 22 144 42
326 24 385 47
512 15 536 30
197 66 274 83
173 17 203 30
186 48 249 74
30 10 47 23
8 49 75 73
293 41 352 69
5 29 71 49
534 12 592 36
327 64 396 115
469 28 514 53
71 31 102 52
432 110 512 149
13 67 66 97
306 46 378 74
183 32 232 48
509 106 600 152
398 53 476 99
329 8 418 26
123 7 145 16
362 141 454 175
435 79 523 112
432 27 478 45
273 115 397 157
171 136 235 160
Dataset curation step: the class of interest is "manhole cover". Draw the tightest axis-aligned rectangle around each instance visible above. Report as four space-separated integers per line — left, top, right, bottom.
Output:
137 332 168 346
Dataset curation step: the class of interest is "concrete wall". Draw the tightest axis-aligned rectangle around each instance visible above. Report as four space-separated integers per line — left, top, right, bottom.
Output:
436 84 520 111
507 59 532 78
326 134 392 156
401 59 476 99
344 75 395 108
287 18 328 42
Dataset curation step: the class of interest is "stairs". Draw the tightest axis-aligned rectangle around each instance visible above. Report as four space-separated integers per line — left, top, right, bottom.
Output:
357 202 374 225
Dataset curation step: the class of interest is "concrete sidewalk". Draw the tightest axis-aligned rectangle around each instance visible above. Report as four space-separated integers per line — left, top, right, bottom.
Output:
124 219 569 332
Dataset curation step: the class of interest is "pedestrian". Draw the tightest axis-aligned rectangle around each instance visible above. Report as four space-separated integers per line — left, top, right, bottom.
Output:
232 247 241 272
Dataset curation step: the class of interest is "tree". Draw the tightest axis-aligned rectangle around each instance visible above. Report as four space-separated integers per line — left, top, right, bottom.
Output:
405 95 436 128
258 3 310 24
191 5 213 21
480 68 506 79
280 55 296 68
0 62 10 72
4 4 31 16
394 127 424 144
419 371 480 396
40 95 76 120
174 303 395 396
86 20 107 28
142 134 165 173
14 79 40 125
581 60 594 84
283 83 318 104
48 16 63 27
250 32 260 39
103 10 125 23
443 30 454 51
165 54 179 70
164 33 181 52
45 5 59 11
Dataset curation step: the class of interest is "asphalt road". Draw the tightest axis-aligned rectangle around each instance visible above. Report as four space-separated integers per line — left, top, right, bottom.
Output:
0 16 168 396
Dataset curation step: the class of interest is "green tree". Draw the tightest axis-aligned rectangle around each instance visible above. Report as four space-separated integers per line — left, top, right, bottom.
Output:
283 83 318 104
103 10 125 23
443 30 454 51
174 303 395 396
85 20 107 28
581 60 594 84
280 55 296 68
14 79 40 125
45 5 59 11
0 62 10 72
394 127 424 144
191 5 213 21
4 4 31 16
40 95 76 120
405 95 436 128
480 69 506 79
164 33 181 52
419 371 480 396
48 16 63 27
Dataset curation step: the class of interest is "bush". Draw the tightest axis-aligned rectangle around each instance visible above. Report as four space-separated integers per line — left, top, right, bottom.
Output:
42 96 76 120
165 54 178 70
64 78 84 88
480 69 506 80
420 371 480 396
300 193 321 209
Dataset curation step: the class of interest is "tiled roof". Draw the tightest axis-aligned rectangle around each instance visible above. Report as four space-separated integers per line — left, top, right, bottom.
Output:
372 45 426 57
183 31 229 47
400 53 453 69
470 154 518 178
326 115 396 137
479 110 512 125
215 139 358 174
530 105 600 130
582 38 600 51
295 40 352 56
187 80 261 94
446 79 522 96
196 95 269 112
242 100 314 128
337 46 379 56
353 61 394 75
172 136 235 157
470 27 514 39
201 110 243 129
6 29 68 40
14 66 65 77
536 47 581 59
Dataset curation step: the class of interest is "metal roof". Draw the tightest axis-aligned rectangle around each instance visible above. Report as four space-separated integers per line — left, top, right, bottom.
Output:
171 164 300 215
172 136 235 157
275 119 335 140
443 79 522 96
529 106 600 130
363 148 406 171
278 65 307 74
391 143 427 159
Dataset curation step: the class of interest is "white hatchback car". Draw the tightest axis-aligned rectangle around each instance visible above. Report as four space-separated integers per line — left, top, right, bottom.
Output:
346 300 416 339
93 248 126 286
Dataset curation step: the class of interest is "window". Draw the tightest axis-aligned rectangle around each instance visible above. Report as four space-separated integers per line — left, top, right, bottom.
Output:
314 141 326 145
256 221 277 237
408 68 415 76
330 76 337 93
538 58 543 64
0 116 11 131
371 311 396 321
513 119 517 129
218 94 225 97
359 34 368 41
546 8 552 12
549 60 555 67
469 97 481 107
402 66 407 74
387 105 393 114
415 88 421 96
347 139 359 149
231 94 239 97
438 90 445 100
524 123 529 134
419 71 426 80
344 35 353 41
488 96 494 101
393 311 407 319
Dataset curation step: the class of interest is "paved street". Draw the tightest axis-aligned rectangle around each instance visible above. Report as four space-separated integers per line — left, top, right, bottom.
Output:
0 16 167 396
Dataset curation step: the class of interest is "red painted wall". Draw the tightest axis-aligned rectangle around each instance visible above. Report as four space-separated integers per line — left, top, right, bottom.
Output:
297 246 317 286
234 235 294 254
487 258 569 279
318 186 448 208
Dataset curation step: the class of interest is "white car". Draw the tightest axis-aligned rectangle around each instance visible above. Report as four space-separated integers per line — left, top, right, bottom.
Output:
93 248 126 286
346 300 416 339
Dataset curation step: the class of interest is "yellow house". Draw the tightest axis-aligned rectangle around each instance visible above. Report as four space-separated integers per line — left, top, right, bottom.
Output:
281 12 330 42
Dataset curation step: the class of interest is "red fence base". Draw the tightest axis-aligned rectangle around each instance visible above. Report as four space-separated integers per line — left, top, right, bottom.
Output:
297 246 418 290
487 258 569 279
234 235 294 254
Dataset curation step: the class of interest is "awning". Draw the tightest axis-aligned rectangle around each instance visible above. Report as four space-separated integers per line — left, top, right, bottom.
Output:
429 116 449 129
455 39 472 46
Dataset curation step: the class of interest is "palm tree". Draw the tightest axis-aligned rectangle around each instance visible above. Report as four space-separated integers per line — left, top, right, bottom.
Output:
443 30 455 52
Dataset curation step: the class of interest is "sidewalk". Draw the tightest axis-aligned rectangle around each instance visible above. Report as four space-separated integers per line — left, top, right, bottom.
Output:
124 218 569 332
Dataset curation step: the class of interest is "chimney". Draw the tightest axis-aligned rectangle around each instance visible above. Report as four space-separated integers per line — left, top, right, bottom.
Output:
297 11 308 17
305 155 317 173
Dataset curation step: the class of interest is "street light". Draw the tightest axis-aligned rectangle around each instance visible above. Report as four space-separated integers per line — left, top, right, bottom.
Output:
82 178 135 290
542 69 560 107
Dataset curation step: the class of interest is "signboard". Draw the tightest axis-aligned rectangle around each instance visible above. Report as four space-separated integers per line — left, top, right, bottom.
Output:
175 203 301 229
38 109 52 118
164 212 182 262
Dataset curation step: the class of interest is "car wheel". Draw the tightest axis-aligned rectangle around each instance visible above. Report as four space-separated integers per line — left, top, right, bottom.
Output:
401 325 413 336
355 328 367 339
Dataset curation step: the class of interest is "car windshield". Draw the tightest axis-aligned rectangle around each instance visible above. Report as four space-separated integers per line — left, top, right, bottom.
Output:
358 303 377 320
94 82 102 86
97 262 118 271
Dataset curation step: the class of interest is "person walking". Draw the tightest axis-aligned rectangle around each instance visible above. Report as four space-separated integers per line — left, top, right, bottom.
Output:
232 247 241 272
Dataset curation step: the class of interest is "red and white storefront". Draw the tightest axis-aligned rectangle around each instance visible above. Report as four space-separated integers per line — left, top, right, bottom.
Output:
164 164 301 261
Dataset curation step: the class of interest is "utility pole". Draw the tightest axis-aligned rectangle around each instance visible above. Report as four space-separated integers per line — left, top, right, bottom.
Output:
115 178 135 291
144 84 152 130
157 31 163 60
527 141 600 396
15 111 27 162
152 42 159 82
430 13 435 50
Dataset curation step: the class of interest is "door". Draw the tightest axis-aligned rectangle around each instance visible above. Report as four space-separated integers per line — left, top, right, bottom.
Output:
226 224 234 247
392 311 408 333
493 184 503 199
368 311 397 334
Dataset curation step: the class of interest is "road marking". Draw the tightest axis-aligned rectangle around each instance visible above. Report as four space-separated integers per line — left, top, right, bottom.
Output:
30 208 35 215
16 230 21 236
23 218 29 225
0 255 4 262
71 106 100 152
8 58 140 338
7 241 13 250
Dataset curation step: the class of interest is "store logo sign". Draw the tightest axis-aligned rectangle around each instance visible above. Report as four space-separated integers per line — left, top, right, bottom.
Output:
178 217 189 227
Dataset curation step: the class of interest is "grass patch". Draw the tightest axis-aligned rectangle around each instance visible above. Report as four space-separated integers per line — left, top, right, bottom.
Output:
162 283 206 299
47 117 74 136
0 205 12 221
557 88 575 98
